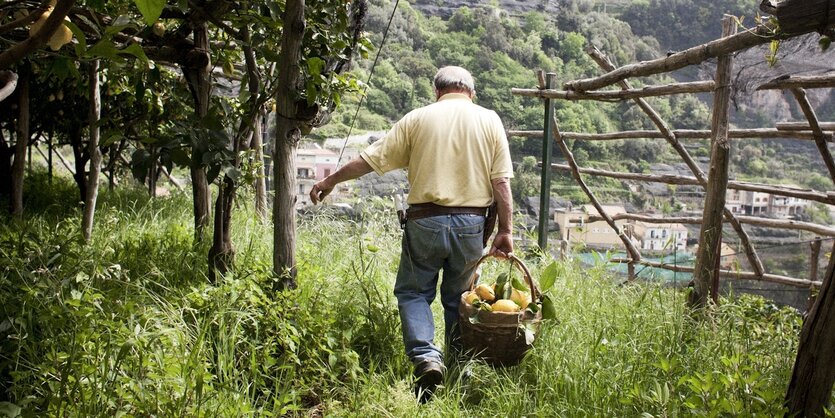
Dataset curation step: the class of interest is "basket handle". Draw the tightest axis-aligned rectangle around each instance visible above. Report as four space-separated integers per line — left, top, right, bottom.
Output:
466 254 540 301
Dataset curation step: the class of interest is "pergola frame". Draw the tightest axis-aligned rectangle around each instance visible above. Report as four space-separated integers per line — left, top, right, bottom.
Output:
511 16 835 294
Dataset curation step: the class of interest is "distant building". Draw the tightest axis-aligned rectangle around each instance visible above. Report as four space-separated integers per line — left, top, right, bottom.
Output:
633 222 688 252
555 205 690 252
554 204 637 250
294 146 342 208
725 188 808 218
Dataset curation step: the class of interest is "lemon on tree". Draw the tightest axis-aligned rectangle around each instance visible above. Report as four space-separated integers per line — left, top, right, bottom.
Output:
28 5 74 51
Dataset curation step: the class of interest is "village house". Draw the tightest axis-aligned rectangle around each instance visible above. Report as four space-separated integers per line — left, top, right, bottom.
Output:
632 222 688 252
294 145 341 208
725 188 808 218
554 205 689 253
554 205 637 250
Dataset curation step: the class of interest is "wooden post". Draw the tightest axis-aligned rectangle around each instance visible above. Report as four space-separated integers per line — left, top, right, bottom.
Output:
585 46 766 278
538 72 556 251
10 69 28 217
253 112 268 220
790 88 835 185
785 240 835 417
690 17 737 309
273 0 306 289
807 238 823 313
550 116 642 265
811 238 823 282
82 60 101 243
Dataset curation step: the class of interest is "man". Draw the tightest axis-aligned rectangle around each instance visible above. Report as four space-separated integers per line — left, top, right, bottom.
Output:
309 66 514 402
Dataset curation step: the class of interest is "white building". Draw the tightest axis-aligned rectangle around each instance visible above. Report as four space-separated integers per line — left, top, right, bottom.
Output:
634 222 689 252
725 188 809 218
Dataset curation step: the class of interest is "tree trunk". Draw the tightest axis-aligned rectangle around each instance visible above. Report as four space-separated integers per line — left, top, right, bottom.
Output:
10 70 28 217
689 18 737 309
0 130 12 197
183 20 212 240
254 114 268 220
71 127 88 203
208 26 261 281
208 179 235 283
785 241 835 417
82 60 101 243
273 0 306 290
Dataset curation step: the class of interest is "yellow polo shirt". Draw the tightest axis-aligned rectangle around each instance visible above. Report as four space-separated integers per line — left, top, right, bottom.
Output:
360 93 513 207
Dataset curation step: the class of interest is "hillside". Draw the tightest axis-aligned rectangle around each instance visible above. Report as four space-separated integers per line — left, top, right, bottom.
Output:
314 0 834 221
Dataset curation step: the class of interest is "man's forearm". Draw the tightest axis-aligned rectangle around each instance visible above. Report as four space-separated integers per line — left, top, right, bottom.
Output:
491 177 513 234
323 157 374 187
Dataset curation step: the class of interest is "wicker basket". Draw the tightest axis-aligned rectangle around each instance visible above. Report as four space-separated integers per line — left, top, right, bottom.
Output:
458 254 542 367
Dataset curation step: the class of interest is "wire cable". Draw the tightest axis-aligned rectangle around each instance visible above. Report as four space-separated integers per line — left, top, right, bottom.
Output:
335 0 401 169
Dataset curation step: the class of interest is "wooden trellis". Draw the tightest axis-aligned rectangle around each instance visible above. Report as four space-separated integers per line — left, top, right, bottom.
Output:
510 15 835 303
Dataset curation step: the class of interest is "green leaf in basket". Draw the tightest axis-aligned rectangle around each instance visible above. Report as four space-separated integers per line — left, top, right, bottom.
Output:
541 261 559 293
526 302 540 314
541 294 558 320
495 272 508 299
511 275 528 291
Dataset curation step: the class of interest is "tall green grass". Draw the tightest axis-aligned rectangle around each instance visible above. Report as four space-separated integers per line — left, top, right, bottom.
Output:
0 172 828 417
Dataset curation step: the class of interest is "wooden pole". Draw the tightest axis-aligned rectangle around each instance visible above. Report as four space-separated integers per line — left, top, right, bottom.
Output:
758 74 835 90
586 212 835 237
806 238 824 313
777 121 835 131
82 60 102 243
11 69 28 217
36 143 74 175
610 258 822 288
790 88 835 184
512 80 715 101
785 239 835 417
690 17 737 309
273 0 306 289
549 119 643 265
538 72 556 251
508 128 827 141
586 45 765 278
564 23 775 92
549 163 835 205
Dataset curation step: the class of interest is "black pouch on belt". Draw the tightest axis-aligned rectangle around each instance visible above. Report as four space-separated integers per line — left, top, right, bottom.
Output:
483 201 498 248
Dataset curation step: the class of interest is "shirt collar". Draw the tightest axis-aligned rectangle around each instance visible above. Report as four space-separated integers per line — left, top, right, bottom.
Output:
438 92 472 102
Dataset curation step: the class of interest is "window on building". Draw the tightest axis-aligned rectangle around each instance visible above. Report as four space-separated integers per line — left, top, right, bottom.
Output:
299 184 305 194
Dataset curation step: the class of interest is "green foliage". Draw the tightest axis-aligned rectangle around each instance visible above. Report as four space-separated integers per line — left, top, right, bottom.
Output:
1 174 822 416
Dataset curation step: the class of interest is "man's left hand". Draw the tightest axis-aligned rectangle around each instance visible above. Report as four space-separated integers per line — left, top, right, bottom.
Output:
309 180 333 205
489 231 513 258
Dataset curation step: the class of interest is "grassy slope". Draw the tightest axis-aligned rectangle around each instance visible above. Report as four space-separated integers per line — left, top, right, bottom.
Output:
0 174 825 417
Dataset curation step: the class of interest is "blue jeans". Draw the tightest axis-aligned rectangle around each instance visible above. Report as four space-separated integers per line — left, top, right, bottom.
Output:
394 214 485 366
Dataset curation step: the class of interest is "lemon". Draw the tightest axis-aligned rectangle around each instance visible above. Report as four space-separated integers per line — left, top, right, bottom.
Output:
152 22 166 37
474 284 495 303
463 291 480 305
510 288 531 310
47 23 72 51
491 299 520 313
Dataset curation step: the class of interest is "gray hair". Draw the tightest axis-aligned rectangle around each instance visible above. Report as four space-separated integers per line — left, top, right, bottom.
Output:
433 66 475 94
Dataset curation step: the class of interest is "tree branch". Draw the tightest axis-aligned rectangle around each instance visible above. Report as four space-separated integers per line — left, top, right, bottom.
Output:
0 0 76 70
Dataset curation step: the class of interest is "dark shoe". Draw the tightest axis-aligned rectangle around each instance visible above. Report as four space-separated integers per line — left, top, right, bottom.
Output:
413 360 444 403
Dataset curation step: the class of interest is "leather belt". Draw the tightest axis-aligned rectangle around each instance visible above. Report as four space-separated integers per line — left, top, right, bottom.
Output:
406 202 488 220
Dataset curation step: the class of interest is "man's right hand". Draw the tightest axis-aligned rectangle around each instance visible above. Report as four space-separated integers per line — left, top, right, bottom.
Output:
309 180 333 205
489 231 513 258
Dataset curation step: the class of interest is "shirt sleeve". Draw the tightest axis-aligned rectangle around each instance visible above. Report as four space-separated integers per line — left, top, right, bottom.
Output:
360 114 412 176
490 112 514 179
